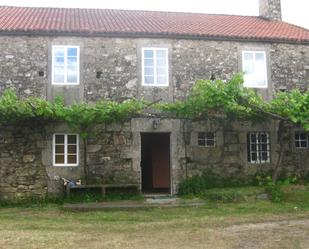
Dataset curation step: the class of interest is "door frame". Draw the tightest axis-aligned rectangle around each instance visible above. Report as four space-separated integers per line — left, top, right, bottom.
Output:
140 132 172 194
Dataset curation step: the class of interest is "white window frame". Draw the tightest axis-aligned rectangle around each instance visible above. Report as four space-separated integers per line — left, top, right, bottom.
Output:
198 132 216 147
242 50 268 88
142 47 169 86
248 132 270 164
53 134 79 166
52 45 80 85
295 132 308 149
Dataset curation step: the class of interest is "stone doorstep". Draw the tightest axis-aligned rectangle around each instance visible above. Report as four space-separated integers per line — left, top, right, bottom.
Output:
63 199 206 212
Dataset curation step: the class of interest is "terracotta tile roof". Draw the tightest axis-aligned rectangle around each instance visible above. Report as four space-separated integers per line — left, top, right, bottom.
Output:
0 6 309 43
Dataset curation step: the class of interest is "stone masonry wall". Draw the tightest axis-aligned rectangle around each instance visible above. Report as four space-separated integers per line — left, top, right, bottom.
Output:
0 35 308 199
0 36 308 103
0 122 47 200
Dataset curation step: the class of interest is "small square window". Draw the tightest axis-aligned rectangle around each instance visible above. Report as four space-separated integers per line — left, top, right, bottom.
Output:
295 132 308 149
198 132 215 147
53 134 79 166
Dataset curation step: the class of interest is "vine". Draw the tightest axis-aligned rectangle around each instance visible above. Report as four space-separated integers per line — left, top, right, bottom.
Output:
0 74 308 183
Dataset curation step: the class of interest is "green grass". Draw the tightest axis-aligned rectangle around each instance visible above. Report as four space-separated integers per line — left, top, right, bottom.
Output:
1 185 309 248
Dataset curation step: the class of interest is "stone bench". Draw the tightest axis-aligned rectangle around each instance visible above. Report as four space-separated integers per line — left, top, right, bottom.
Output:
66 183 140 196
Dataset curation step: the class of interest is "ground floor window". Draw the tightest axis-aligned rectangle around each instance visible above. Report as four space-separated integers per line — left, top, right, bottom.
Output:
295 132 308 148
198 132 216 147
247 132 270 163
53 134 79 166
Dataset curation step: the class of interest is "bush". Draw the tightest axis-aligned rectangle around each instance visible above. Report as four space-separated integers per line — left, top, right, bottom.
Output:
178 172 250 196
202 190 245 203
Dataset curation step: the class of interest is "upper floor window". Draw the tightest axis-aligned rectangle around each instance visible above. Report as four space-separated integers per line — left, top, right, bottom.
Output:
247 132 270 164
53 134 79 166
198 132 216 147
142 48 168 86
295 132 308 149
52 46 79 85
242 51 267 88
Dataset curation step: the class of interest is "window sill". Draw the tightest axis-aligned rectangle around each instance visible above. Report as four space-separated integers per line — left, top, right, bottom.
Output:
53 164 79 167
51 83 80 86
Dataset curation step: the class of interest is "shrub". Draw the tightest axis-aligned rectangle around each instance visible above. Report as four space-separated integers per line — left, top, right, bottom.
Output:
178 172 250 196
202 190 245 203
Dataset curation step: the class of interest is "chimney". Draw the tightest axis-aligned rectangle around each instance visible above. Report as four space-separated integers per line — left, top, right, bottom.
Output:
259 0 282 21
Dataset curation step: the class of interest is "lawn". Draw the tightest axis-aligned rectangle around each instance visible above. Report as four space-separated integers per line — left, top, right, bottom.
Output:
1 185 309 249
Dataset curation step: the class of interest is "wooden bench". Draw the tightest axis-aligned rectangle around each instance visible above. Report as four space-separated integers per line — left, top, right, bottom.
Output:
66 184 140 196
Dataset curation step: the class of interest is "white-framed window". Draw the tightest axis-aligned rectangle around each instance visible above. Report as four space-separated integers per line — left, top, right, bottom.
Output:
247 132 270 163
52 45 80 85
53 134 79 166
142 47 169 86
295 132 308 149
198 132 216 147
242 51 267 88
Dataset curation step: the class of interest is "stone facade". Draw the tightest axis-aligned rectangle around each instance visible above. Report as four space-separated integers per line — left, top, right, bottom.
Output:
0 34 308 200
0 122 47 200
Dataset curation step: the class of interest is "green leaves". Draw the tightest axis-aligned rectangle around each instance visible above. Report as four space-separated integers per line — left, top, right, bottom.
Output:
160 73 309 130
0 90 146 135
0 74 308 134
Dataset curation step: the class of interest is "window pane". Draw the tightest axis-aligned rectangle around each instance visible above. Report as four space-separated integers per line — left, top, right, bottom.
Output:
206 140 215 147
251 144 257 151
156 50 166 58
198 133 206 140
67 56 77 67
67 155 77 164
301 141 308 148
67 47 77 57
243 52 254 86
55 135 65 144
156 67 166 76
144 67 154 76
144 76 154 84
68 145 77 154
67 67 77 83
54 67 65 83
260 134 268 143
68 135 77 144
198 139 205 146
55 145 65 154
156 58 167 67
157 76 167 85
261 152 268 161
55 155 65 164
54 48 65 57
144 50 154 58
255 53 266 86
261 144 267 151
144 59 154 67
55 57 64 66
299 133 307 140
206 132 215 140
250 134 256 143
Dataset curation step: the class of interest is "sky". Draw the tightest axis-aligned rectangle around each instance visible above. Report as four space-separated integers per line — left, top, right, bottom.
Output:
0 0 308 29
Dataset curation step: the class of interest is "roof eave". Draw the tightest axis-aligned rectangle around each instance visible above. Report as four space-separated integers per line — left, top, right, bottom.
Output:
0 30 309 45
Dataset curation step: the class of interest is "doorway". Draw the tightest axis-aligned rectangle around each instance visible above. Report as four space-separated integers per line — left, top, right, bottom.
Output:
141 133 171 193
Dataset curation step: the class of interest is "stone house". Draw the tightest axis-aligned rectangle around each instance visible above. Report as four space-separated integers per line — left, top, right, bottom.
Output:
0 0 309 200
